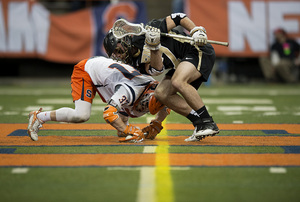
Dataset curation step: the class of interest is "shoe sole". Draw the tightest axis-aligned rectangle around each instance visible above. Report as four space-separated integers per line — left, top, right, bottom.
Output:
184 138 199 142
195 129 219 138
27 130 38 141
27 113 38 141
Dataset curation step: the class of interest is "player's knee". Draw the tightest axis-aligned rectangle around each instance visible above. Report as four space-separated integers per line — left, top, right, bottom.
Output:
171 79 184 92
72 112 90 123
154 87 167 102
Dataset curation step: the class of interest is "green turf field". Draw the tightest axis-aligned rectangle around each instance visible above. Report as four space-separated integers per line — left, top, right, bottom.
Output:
0 80 300 202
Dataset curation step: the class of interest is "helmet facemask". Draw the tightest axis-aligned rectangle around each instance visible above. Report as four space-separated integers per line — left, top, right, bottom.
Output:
111 36 133 65
133 81 165 115
135 91 153 113
103 30 134 65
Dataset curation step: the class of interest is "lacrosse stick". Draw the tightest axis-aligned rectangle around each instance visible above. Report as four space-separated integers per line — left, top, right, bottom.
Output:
112 18 229 47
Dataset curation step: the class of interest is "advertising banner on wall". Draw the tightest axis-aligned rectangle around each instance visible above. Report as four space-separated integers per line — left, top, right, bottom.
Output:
186 0 300 57
0 0 147 63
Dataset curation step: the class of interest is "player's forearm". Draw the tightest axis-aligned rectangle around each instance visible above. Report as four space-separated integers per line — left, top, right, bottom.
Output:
166 15 196 32
145 50 164 76
110 117 127 132
179 17 196 32
150 50 164 71
155 107 169 123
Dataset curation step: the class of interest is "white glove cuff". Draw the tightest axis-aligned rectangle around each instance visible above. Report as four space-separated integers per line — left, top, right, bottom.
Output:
148 65 165 76
190 26 206 36
145 43 161 51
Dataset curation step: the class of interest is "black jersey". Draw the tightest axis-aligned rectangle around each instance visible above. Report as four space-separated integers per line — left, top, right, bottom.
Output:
131 17 216 83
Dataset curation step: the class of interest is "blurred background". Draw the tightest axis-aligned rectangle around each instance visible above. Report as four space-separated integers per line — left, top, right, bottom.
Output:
0 0 299 84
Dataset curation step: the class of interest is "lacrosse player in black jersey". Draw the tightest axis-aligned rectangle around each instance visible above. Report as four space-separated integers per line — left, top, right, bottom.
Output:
103 13 219 141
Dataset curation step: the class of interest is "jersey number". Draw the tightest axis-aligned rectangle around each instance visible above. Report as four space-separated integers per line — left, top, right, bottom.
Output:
108 63 141 80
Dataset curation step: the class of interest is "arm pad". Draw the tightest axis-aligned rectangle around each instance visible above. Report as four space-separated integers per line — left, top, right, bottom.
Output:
170 13 187 26
103 105 119 124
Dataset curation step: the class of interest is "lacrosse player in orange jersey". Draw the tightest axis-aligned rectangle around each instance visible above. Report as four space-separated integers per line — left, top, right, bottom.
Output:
27 56 169 143
104 13 219 142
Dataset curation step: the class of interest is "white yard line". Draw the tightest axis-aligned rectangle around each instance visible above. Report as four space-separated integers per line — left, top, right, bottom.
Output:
252 106 276 111
143 146 157 154
217 106 276 111
203 98 273 104
107 146 158 202
37 99 73 104
91 106 105 111
0 89 70 95
24 106 53 112
11 168 29 174
136 167 156 202
137 146 157 202
233 120 244 124
269 167 287 174
106 167 142 171
199 89 300 96
37 99 105 105
293 112 300 116
263 112 281 116
223 112 243 115
1 88 300 96
3 111 19 115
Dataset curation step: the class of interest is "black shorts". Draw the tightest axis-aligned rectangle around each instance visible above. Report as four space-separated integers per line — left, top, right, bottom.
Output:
166 44 216 90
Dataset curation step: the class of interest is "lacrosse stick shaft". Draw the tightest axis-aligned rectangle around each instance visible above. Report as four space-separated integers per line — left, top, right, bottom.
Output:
112 19 229 46
207 40 229 47
161 33 229 47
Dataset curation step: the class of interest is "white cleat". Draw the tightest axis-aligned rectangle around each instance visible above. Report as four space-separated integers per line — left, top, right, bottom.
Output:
184 128 201 142
184 135 201 142
27 108 44 141
185 118 220 142
194 121 219 138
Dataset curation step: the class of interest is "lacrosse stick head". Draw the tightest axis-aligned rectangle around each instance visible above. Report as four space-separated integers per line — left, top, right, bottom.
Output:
112 18 145 39
103 29 134 65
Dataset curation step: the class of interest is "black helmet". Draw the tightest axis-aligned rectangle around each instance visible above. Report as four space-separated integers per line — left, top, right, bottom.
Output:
103 29 117 57
103 29 134 65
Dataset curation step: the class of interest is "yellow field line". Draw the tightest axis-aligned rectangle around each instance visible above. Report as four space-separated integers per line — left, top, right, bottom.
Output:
155 120 173 202
136 119 174 202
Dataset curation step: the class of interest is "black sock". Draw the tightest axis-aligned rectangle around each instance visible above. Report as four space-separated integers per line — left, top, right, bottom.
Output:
196 106 210 119
186 113 199 123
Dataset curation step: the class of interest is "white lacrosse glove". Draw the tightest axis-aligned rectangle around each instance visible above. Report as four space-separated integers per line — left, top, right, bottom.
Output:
145 25 161 51
190 26 207 46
